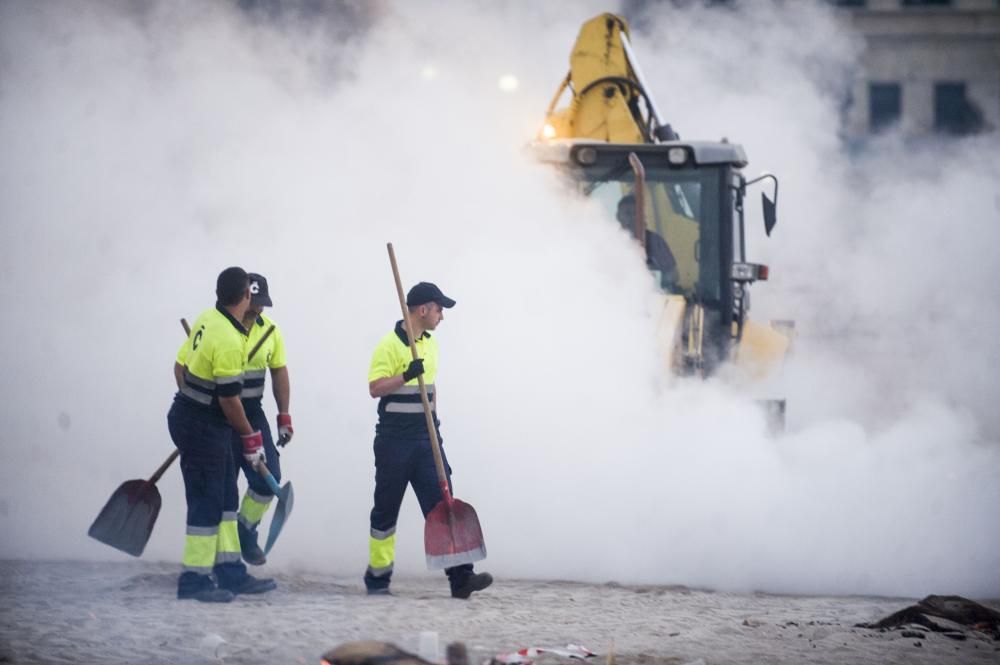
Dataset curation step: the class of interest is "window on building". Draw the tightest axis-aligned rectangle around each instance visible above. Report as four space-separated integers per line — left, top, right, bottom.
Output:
934 82 983 135
869 83 901 133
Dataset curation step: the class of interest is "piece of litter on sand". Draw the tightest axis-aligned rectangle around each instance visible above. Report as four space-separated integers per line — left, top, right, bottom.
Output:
322 640 435 665
447 642 470 665
489 645 596 665
859 595 1000 641
198 634 228 660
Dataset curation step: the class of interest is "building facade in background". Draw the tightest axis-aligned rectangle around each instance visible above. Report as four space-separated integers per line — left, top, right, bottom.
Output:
834 0 1000 138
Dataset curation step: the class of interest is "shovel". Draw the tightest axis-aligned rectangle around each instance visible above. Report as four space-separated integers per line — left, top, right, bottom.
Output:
86 448 179 556
387 242 486 569
258 461 293 555
88 318 288 556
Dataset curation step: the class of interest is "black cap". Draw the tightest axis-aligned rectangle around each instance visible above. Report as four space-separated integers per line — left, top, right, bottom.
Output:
406 282 455 308
248 273 272 307
216 267 249 306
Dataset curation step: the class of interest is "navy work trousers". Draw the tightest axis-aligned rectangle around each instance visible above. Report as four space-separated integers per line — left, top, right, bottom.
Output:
167 398 245 580
365 434 473 591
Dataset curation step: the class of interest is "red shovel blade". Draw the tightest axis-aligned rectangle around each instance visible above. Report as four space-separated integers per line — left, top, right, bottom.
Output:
424 497 486 570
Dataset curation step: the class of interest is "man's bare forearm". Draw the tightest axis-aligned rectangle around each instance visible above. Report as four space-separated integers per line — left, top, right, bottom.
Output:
271 366 290 413
219 395 252 435
369 374 406 398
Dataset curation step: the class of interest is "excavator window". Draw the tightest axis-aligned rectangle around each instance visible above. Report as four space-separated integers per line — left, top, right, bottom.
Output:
576 162 722 304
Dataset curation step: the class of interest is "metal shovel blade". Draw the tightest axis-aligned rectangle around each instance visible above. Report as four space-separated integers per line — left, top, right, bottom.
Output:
424 497 486 570
87 480 162 557
263 480 294 555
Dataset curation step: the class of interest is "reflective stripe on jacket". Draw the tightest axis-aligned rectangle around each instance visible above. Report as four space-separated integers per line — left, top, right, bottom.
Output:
368 320 439 438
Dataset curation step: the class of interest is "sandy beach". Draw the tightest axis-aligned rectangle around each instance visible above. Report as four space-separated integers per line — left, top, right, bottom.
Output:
1 560 997 665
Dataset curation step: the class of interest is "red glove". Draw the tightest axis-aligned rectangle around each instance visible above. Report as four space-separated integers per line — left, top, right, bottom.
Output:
277 413 293 447
241 430 265 465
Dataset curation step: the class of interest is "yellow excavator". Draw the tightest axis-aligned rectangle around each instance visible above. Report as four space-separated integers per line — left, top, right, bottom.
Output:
533 13 792 428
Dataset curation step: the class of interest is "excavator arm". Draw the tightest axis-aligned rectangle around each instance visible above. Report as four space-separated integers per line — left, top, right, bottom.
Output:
541 13 673 144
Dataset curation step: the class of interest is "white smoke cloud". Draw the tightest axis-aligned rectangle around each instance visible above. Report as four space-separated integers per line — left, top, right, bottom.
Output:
1 0 997 599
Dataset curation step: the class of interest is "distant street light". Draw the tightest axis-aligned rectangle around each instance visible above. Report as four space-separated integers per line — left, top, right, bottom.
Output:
498 74 518 92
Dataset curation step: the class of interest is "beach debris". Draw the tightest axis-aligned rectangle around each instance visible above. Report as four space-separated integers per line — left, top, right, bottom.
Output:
859 595 1000 641
322 641 436 665
199 634 229 660
488 645 596 665
321 640 477 665
447 642 469 665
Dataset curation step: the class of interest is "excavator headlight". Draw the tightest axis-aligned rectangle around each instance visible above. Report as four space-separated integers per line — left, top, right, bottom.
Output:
541 123 558 140
575 146 598 165
667 147 688 166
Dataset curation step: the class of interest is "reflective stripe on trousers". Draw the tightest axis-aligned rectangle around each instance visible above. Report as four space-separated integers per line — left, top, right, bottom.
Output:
367 526 396 578
216 511 241 565
238 490 272 528
182 525 218 574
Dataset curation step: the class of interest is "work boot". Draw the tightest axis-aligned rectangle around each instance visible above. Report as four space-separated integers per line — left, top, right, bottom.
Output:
238 521 267 566
366 587 392 596
214 562 277 595
218 572 277 595
177 572 235 603
450 572 493 599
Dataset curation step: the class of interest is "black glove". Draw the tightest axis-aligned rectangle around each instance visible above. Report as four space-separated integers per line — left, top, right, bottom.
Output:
402 358 425 382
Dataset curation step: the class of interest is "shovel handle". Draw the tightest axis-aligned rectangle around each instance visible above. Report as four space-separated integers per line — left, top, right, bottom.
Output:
255 459 283 496
386 243 451 497
149 449 180 484
247 324 275 362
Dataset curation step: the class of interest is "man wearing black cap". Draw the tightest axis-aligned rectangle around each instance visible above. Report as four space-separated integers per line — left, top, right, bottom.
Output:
229 273 294 565
364 282 493 599
169 267 275 602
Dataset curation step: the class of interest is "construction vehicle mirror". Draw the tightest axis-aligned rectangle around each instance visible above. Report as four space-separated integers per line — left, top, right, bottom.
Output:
746 173 780 237
762 193 777 236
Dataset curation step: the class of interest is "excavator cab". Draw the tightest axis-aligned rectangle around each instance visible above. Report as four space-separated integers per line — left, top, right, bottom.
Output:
532 13 792 417
536 140 772 375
